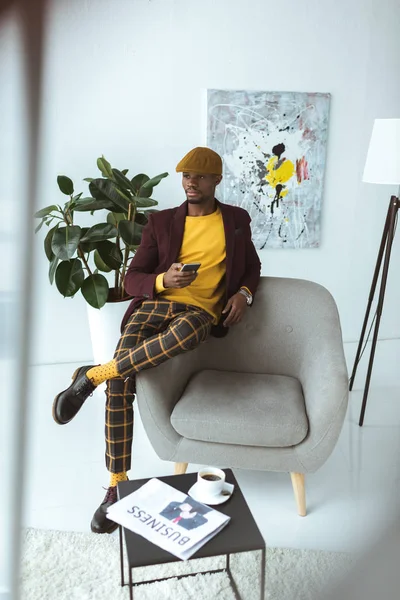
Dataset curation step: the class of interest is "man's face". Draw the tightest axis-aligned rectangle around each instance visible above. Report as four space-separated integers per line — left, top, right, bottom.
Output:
182 172 222 204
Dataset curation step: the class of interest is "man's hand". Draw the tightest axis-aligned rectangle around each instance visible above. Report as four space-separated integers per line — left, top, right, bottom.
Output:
163 263 198 289
221 292 247 327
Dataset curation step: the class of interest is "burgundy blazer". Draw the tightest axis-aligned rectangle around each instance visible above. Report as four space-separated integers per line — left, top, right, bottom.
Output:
121 200 261 337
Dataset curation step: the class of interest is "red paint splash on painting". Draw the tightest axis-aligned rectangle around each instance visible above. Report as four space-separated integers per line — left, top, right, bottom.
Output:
302 127 317 142
296 157 309 183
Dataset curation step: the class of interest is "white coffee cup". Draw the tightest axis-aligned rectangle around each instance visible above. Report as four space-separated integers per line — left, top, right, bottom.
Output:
197 467 226 498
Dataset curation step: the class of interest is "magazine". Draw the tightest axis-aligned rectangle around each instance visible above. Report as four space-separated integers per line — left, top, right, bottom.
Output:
107 478 231 560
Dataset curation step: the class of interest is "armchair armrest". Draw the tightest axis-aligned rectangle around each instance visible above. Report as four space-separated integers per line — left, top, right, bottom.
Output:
295 319 349 472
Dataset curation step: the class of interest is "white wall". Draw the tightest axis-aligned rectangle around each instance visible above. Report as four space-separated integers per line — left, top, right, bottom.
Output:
30 0 400 385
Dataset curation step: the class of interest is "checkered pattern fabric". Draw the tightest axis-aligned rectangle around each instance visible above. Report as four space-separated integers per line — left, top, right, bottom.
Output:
105 300 212 473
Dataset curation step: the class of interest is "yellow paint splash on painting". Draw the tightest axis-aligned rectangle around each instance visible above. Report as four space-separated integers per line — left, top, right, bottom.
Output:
265 156 295 188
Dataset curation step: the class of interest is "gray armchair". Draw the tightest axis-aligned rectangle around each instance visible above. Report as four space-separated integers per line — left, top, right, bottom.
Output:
136 277 349 515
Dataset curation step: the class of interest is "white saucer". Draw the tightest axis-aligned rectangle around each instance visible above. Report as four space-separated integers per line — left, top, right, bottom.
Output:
188 481 234 505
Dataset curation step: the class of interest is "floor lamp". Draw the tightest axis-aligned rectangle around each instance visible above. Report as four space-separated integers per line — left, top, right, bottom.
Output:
349 118 400 426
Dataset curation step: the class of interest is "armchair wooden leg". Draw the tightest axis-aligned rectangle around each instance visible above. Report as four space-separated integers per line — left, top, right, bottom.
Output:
174 462 188 475
290 472 306 517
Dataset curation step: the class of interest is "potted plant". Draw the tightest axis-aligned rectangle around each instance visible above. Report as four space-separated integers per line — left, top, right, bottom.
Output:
35 156 168 307
34 156 168 363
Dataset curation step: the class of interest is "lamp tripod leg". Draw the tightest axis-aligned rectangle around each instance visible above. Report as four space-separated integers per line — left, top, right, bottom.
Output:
358 196 399 426
349 199 391 391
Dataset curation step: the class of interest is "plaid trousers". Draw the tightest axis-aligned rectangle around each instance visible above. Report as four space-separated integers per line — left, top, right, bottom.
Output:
105 299 213 473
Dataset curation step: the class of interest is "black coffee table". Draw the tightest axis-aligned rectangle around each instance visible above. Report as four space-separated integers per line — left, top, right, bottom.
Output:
117 469 266 599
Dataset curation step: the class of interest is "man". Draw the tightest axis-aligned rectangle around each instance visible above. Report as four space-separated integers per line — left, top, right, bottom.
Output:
53 147 261 534
160 499 211 531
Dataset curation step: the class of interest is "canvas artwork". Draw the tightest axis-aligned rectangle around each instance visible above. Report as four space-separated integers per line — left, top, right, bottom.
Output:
207 89 331 249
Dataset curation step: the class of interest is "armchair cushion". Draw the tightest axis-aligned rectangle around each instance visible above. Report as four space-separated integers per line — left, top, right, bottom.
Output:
170 370 309 447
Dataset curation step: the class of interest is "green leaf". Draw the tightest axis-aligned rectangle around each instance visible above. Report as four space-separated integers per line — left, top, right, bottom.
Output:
81 222 117 243
121 169 129 176
49 255 59 284
83 177 94 182
141 172 168 189
90 178 129 212
107 212 127 227
138 187 153 198
51 225 82 260
112 168 135 192
34 205 59 218
68 193 83 211
131 174 149 192
79 227 97 253
55 258 85 297
135 172 168 198
35 220 44 233
57 175 74 195
96 240 123 269
81 274 109 309
97 156 114 179
118 220 143 246
73 197 116 212
94 250 112 272
133 197 158 208
130 173 152 198
44 225 58 261
135 212 149 226
115 187 132 203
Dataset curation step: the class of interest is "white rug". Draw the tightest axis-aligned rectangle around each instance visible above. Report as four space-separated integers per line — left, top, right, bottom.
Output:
20 528 354 600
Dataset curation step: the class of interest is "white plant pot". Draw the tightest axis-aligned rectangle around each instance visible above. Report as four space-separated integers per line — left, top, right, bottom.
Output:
86 301 130 366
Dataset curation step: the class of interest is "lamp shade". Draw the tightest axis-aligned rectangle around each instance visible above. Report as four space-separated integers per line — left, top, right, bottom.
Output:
363 118 400 185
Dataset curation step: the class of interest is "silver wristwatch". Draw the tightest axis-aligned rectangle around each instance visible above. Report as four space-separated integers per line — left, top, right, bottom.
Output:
238 288 253 306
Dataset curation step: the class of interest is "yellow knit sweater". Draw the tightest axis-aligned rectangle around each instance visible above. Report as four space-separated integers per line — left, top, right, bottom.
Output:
155 207 226 323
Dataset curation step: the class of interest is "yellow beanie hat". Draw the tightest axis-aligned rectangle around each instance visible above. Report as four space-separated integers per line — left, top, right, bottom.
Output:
176 147 223 175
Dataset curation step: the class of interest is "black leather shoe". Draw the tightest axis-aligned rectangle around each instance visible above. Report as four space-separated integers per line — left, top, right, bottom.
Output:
52 365 96 425
91 486 119 534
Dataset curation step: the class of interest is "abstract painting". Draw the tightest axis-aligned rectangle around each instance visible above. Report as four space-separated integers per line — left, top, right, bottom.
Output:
207 89 331 249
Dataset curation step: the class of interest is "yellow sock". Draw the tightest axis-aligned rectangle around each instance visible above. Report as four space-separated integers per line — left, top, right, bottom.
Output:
110 472 128 488
86 360 119 386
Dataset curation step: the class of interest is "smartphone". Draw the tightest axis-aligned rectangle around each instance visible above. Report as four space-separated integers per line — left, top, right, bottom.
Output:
180 263 201 273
